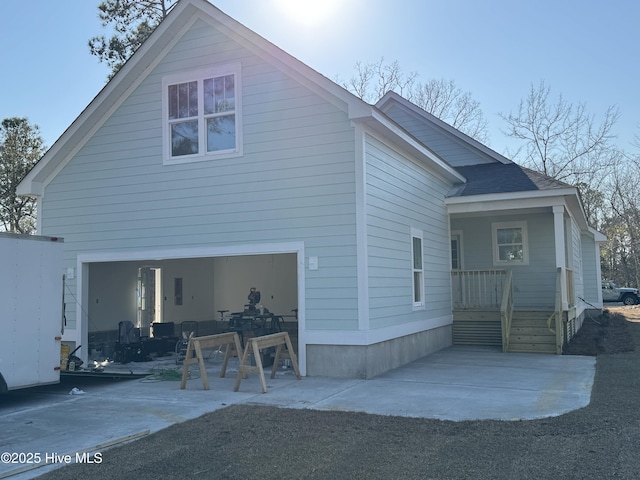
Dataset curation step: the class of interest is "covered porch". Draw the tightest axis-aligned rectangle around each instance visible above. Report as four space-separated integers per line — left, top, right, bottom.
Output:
451 268 577 354
446 189 600 354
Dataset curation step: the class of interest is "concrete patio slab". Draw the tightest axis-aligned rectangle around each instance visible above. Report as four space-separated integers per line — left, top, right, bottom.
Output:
0 346 595 479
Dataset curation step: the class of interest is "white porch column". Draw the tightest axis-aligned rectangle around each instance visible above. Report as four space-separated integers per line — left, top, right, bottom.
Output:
553 205 568 310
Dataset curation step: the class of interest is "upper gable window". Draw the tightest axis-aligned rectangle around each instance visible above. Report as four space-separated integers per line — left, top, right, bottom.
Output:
492 221 529 265
162 64 242 164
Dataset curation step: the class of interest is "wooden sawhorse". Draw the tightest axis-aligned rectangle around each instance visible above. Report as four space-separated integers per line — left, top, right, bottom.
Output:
180 332 243 390
234 331 301 393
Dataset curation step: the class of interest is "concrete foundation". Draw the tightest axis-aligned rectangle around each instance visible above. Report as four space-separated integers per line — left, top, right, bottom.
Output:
306 325 452 378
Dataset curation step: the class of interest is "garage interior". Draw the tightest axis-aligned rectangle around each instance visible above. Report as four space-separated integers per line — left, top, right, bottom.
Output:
85 253 298 365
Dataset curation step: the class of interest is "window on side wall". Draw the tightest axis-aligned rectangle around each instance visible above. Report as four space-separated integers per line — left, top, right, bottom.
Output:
492 221 529 265
411 228 425 308
162 63 242 164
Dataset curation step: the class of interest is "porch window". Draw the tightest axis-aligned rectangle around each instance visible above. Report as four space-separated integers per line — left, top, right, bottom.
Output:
492 221 529 265
451 240 459 269
162 63 242 164
411 228 424 308
451 232 462 270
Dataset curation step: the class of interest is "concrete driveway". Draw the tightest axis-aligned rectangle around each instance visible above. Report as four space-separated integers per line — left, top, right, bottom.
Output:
0 346 595 479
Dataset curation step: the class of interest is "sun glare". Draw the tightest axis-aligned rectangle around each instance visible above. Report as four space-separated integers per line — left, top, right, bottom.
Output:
275 0 341 27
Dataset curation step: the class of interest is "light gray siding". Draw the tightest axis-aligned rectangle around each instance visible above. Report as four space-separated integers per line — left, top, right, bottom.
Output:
450 212 557 308
383 104 494 167
570 216 585 302
365 135 453 329
41 19 358 331
581 233 600 304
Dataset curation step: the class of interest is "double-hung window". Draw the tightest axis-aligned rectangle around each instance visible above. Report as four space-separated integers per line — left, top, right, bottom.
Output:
411 228 425 308
492 221 529 265
162 64 241 163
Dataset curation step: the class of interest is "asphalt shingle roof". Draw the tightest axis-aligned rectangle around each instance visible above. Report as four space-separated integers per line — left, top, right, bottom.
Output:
451 163 571 197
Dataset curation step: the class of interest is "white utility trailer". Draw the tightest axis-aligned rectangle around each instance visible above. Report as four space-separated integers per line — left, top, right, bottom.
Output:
0 232 65 392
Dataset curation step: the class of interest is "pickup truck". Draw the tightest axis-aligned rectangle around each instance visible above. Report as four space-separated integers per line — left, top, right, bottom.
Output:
602 280 640 305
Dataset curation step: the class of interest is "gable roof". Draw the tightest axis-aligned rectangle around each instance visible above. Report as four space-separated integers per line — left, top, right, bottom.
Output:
375 91 603 235
18 0 463 197
375 92 593 216
376 91 513 166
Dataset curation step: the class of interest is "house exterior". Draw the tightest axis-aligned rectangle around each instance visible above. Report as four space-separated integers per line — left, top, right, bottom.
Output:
377 92 605 352
17 0 604 378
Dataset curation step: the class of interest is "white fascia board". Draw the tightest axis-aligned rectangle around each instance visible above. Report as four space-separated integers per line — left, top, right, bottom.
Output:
18 3 199 197
565 189 593 232
446 187 577 208
356 111 466 185
446 189 578 218
197 2 370 119
377 91 512 165
17 0 373 197
447 187 599 237
16 165 38 196
589 226 607 243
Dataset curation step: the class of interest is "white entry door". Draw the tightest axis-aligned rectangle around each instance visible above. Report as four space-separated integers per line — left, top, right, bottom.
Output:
137 267 162 337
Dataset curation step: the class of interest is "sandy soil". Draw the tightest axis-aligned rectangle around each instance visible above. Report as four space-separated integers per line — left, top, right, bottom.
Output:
38 307 640 480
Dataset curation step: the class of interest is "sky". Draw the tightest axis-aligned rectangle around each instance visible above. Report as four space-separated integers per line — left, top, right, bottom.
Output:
1 0 639 156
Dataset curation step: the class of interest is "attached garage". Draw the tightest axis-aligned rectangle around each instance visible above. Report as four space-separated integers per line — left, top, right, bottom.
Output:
17 1 474 379
77 243 304 371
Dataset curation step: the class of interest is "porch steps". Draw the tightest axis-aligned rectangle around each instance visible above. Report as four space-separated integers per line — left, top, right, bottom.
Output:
452 309 502 346
507 310 556 354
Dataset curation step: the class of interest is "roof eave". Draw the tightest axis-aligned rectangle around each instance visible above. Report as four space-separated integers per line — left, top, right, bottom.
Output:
354 110 466 184
18 0 204 197
590 226 607 242
445 187 579 206
17 0 378 197
446 186 598 233
376 91 513 165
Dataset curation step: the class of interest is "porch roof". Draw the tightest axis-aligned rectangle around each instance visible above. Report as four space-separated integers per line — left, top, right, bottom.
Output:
449 163 570 197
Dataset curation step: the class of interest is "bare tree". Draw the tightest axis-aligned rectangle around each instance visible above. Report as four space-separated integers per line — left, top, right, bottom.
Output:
633 122 640 151
500 81 619 187
577 181 607 231
601 156 640 286
412 78 489 143
339 58 489 143
341 58 418 104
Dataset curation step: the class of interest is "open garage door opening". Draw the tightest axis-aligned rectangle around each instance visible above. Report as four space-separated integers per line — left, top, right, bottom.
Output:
85 253 299 367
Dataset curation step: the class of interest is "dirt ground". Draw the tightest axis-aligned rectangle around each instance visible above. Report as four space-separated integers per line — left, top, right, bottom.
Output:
563 306 636 356
38 307 640 480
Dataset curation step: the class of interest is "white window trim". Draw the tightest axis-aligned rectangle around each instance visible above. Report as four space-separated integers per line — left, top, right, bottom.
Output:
492 221 529 266
162 63 243 165
411 227 425 309
451 229 464 271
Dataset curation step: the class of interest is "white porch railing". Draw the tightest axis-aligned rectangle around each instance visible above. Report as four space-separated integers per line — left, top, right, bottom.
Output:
453 268 575 354
451 270 508 309
566 268 575 308
547 267 576 354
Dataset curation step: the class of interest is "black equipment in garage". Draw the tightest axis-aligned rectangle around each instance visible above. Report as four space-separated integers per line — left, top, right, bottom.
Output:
225 289 284 366
113 321 178 363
